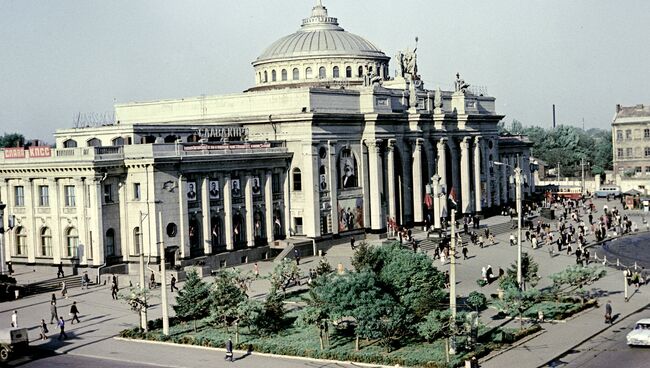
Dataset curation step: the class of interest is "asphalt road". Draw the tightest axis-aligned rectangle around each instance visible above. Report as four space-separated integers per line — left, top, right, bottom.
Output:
598 231 650 269
7 348 168 368
548 304 650 367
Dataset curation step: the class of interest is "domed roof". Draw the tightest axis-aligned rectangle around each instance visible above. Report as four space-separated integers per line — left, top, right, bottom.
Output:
254 1 388 65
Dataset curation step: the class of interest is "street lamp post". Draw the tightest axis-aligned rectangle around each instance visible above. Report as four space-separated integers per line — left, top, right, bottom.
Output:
158 212 169 335
494 161 524 289
0 203 5 275
449 208 457 355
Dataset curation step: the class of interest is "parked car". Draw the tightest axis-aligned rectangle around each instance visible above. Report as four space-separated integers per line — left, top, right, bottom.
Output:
626 319 650 347
595 186 621 198
0 328 29 362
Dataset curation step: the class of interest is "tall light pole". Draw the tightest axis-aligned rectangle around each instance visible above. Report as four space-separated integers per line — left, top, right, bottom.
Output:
0 203 5 275
494 161 523 289
139 210 148 332
449 208 457 355
158 212 169 335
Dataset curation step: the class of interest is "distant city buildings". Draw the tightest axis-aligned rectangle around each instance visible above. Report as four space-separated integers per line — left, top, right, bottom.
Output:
613 103 650 193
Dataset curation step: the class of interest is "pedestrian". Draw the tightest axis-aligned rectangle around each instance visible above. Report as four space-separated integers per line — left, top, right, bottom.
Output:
50 301 59 324
294 248 301 265
462 244 468 259
70 301 80 324
57 262 64 278
61 281 68 299
225 337 234 362
39 319 48 340
51 293 57 305
170 275 178 292
150 271 156 289
10 310 17 328
605 300 612 324
350 236 355 250
478 235 484 248
112 274 118 288
509 233 515 246
7 261 13 276
253 262 259 278
57 316 68 340
111 280 119 300
81 272 89 290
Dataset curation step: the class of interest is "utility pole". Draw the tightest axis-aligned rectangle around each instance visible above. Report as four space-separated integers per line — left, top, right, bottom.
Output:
139 210 148 332
581 158 585 195
557 162 561 187
158 212 169 335
449 208 457 355
515 168 523 289
0 203 6 275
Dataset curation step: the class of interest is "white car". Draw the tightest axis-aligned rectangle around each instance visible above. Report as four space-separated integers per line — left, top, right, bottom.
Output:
626 319 650 346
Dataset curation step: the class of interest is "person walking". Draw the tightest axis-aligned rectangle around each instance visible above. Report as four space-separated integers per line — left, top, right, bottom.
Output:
253 262 259 278
224 337 234 362
39 319 48 340
61 281 68 299
170 275 179 292
57 262 64 278
51 293 57 305
69 301 80 324
10 310 17 328
150 271 156 289
57 316 68 340
350 236 356 250
49 301 59 324
111 279 119 300
462 245 469 260
293 248 301 265
605 300 612 324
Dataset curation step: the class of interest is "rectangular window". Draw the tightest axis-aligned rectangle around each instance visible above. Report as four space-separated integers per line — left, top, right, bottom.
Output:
616 130 623 140
644 129 650 138
39 185 49 207
272 173 281 193
636 166 642 174
292 169 302 191
64 185 76 207
133 183 141 200
294 217 303 235
626 130 632 139
645 147 650 157
617 148 623 158
646 167 650 175
626 148 633 157
104 184 113 203
14 186 24 207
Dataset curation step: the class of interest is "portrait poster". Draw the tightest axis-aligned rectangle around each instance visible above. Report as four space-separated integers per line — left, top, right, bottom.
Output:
209 180 220 200
319 174 327 191
186 181 197 201
231 179 241 197
252 176 261 195
338 197 364 232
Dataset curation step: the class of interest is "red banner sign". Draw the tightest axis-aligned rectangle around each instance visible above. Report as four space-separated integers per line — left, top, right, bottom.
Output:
29 146 52 158
3 147 26 159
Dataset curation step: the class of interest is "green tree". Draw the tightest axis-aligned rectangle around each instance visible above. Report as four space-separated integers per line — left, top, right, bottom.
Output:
549 265 607 302
466 291 488 312
296 304 329 350
232 298 264 343
417 309 469 343
173 269 211 331
0 133 25 148
502 252 540 291
256 288 286 334
210 269 248 327
314 257 333 277
268 258 302 293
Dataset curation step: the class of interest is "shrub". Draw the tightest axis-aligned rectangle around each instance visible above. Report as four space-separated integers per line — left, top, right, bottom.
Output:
466 291 488 311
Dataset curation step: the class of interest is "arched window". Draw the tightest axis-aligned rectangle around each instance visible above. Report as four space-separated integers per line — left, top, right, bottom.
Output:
346 66 352 78
281 69 288 81
292 168 302 191
357 66 363 77
318 66 326 79
305 67 313 79
338 148 359 189
87 138 101 147
187 134 200 143
15 226 27 255
133 226 141 255
111 137 124 146
263 71 268 83
258 72 262 83
41 227 52 257
66 227 79 258
63 139 77 148
254 210 265 241
164 135 178 143
292 68 299 80
271 70 277 82
211 217 222 247
106 228 115 257
140 135 155 144
333 66 340 78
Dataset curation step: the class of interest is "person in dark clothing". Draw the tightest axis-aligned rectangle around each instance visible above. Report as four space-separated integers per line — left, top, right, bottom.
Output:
170 275 178 292
57 262 64 278
225 338 234 362
350 236 355 250
462 245 469 260
111 280 119 300
70 301 80 324
6 261 13 275
605 301 612 324
294 249 301 265
57 317 68 340
49 301 58 324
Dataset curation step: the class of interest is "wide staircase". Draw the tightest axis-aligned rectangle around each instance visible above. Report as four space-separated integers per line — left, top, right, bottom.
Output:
23 274 87 296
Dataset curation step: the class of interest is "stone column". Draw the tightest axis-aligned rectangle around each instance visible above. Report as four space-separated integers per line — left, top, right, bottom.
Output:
460 137 471 214
386 139 397 225
76 178 88 264
361 143 371 228
483 140 492 208
223 175 234 250
245 174 255 247
282 170 291 237
412 138 424 224
177 176 190 259
367 139 384 231
264 171 273 241
328 142 339 235
450 141 461 212
26 179 36 263
91 178 104 265
502 157 509 203
201 176 212 255
474 137 482 213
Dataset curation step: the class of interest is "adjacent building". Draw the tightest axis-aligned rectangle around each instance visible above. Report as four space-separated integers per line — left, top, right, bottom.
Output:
613 103 650 192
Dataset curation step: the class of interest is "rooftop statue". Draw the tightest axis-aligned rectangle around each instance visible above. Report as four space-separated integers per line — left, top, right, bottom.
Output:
396 37 419 81
455 72 470 94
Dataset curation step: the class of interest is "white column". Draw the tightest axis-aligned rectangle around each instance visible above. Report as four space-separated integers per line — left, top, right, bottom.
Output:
367 139 384 231
412 138 424 224
91 178 104 265
474 136 482 213
223 175 234 250
460 137 471 214
177 176 190 259
282 170 291 237
361 143 371 229
76 178 88 264
450 141 461 213
26 180 37 263
201 176 212 255
502 157 509 203
483 140 492 208
437 139 448 190
387 139 397 225
264 171 273 241
328 142 339 235
245 174 255 247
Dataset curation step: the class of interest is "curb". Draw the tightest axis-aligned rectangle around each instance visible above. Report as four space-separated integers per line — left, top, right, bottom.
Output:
479 328 546 364
114 337 397 368
537 301 650 368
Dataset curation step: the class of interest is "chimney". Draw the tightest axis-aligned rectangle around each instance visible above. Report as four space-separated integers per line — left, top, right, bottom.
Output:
552 104 556 129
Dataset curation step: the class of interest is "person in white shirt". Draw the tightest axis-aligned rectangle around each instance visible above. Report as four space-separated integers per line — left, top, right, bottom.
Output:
11 310 17 328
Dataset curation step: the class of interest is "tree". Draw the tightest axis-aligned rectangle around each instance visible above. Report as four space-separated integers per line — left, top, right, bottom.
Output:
232 298 264 343
296 304 329 350
256 288 285 334
417 309 469 343
503 252 540 290
466 291 488 312
314 257 333 277
173 269 211 331
549 266 607 302
0 133 25 148
268 258 302 293
210 269 248 327
492 286 541 329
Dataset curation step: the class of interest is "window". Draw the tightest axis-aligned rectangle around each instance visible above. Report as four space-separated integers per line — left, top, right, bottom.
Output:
636 166 643 174
346 66 352 78
263 71 268 83
66 227 79 257
645 147 650 157
645 129 650 138
63 139 77 148
292 68 299 80
647 167 650 175
358 66 363 77
41 227 52 256
292 168 302 191
133 183 141 200
318 66 326 79
294 217 303 235
15 227 27 255
626 148 633 157
104 184 113 203
617 148 623 158
272 173 281 193
105 229 115 256
87 138 101 147
333 66 339 78
626 130 632 139
271 70 276 82
281 69 287 81
133 227 141 254
616 130 623 141
14 186 24 207
305 67 313 79
112 137 124 146
39 185 49 207
64 185 76 207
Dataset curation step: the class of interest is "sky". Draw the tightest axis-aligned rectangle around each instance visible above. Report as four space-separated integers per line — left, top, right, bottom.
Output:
1 0 649 142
